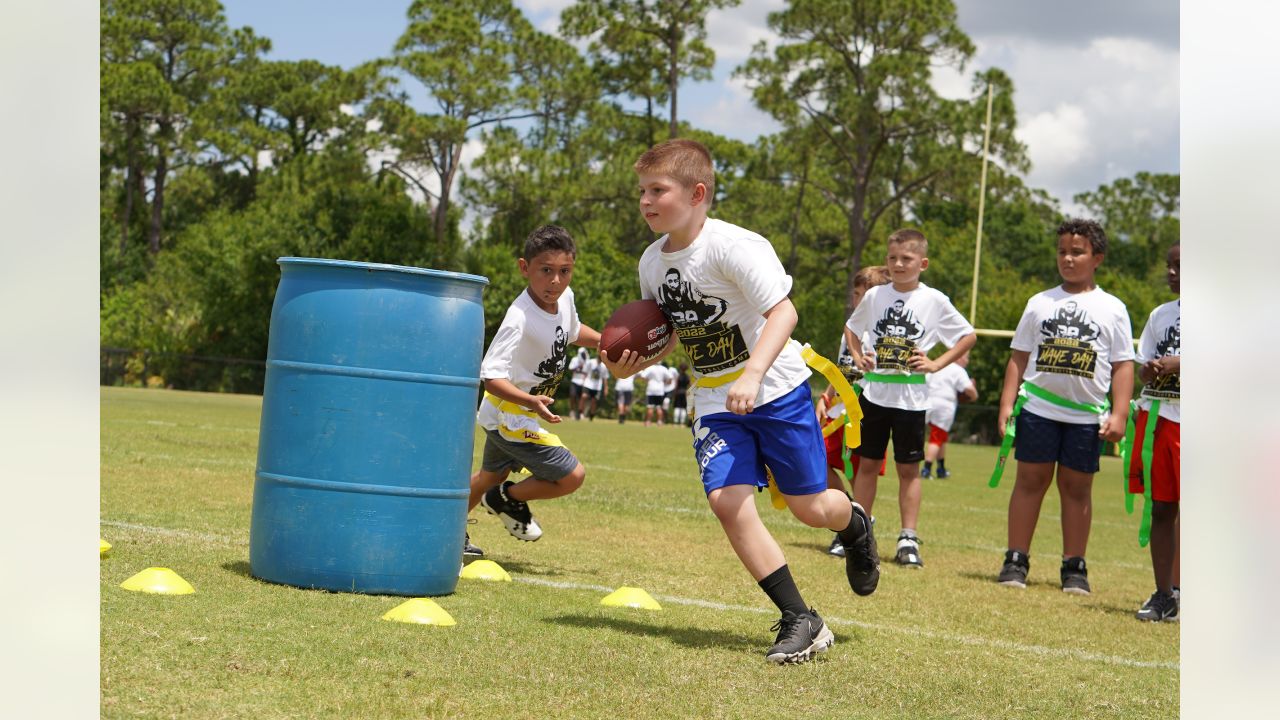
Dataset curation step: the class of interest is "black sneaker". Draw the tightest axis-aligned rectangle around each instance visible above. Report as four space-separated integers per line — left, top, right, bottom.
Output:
480 481 543 541
936 468 951 479
920 465 932 479
997 550 1029 589
1136 590 1179 622
1060 556 1091 595
842 502 880 596
894 533 923 568
827 534 846 558
463 532 485 559
765 608 834 664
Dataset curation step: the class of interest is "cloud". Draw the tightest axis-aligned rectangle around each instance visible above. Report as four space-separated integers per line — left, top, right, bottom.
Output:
688 71 780 140
1017 103 1092 176
953 0 1178 49
705 0 784 64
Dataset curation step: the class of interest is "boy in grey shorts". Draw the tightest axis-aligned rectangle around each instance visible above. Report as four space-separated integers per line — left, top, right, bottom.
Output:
464 225 601 557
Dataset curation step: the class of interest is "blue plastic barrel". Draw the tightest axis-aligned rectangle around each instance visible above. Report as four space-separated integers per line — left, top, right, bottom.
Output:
249 258 488 596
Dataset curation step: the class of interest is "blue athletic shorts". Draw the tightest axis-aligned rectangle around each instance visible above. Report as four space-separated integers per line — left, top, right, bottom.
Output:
1013 409 1102 474
690 383 828 497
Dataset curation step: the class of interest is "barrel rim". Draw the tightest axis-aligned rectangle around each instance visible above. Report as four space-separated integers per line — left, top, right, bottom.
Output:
278 257 489 286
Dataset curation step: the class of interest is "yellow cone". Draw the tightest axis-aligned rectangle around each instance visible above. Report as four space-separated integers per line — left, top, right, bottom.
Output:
381 598 456 626
459 559 511 582
100 539 112 556
600 586 662 610
119 567 195 595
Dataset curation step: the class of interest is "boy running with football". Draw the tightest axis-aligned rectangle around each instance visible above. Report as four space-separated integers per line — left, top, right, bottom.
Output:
603 139 879 665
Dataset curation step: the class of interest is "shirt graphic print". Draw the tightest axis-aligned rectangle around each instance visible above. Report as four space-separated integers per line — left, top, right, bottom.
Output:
871 299 925 371
1035 300 1103 379
656 267 746 375
531 325 569 397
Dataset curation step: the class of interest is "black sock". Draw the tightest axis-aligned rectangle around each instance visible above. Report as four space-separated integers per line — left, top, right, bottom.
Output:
758 565 808 617
937 459 946 473
923 461 933 472
836 504 867 547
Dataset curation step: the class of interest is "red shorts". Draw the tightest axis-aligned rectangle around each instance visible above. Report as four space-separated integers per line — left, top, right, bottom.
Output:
1127 410 1180 503
823 422 886 476
927 424 949 446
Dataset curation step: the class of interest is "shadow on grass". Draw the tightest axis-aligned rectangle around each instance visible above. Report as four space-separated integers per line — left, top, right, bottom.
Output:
956 569 1057 591
547 613 855 653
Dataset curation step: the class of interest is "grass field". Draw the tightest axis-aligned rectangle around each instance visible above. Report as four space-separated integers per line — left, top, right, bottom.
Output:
101 386 1178 718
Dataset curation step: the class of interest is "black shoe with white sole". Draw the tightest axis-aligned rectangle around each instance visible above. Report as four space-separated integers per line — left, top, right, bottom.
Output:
998 550 1029 589
765 608 835 664
481 480 543 541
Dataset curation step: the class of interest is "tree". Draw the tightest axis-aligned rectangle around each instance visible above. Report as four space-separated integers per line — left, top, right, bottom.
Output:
373 0 543 265
1074 172 1180 281
561 0 741 140
737 0 1027 313
100 0 244 254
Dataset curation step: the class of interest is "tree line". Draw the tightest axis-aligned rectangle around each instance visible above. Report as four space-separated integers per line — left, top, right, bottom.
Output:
100 0 1179 402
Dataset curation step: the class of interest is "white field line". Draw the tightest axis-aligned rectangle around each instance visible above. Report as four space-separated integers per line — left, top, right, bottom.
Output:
100 520 247 546
100 520 1175 672
108 418 258 433
101 450 255 469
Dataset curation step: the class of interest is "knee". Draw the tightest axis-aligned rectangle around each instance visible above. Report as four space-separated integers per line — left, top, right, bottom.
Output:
1152 500 1178 524
559 465 586 493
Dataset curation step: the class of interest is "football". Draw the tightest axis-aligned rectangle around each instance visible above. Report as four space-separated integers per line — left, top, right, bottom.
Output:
600 299 673 363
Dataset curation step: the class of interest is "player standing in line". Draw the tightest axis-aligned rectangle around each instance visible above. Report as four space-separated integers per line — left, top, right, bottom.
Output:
843 230 977 569
604 139 879 665
1132 244 1180 621
994 219 1133 594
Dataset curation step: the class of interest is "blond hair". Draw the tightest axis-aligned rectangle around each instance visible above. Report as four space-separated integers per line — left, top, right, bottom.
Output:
853 264 890 289
887 228 928 255
633 139 715 204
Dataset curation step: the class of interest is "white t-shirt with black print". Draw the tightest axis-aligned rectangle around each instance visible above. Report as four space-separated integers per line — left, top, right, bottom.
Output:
925 363 972 432
641 364 669 397
1136 300 1180 423
569 350 588 386
1011 286 1134 425
638 218 811 418
477 287 581 438
844 283 974 411
583 357 605 392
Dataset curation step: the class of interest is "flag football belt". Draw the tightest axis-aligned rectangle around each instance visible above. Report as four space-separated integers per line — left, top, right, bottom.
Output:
754 345 867 511
483 392 564 447
863 371 926 385
987 382 1109 488
1120 399 1162 547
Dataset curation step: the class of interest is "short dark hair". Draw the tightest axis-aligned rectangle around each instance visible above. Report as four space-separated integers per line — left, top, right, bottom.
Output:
523 224 576 261
1057 218 1107 255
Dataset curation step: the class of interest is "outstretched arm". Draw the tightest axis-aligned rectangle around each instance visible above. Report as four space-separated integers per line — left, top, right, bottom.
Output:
600 334 676 379
574 324 601 350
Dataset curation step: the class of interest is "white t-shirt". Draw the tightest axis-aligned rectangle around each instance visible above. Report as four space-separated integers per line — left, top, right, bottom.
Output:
476 287 581 436
844 283 975 411
641 364 669 396
638 218 811 418
925 363 972 432
569 350 588 386
583 357 605 392
1136 300 1180 423
664 364 679 393
1011 286 1134 424
615 375 635 393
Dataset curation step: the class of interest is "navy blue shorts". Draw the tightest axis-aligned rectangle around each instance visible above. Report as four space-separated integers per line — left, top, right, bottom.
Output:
691 383 828 497
1013 409 1101 474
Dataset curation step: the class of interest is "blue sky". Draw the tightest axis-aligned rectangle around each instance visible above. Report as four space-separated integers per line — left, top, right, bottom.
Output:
218 0 1179 210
